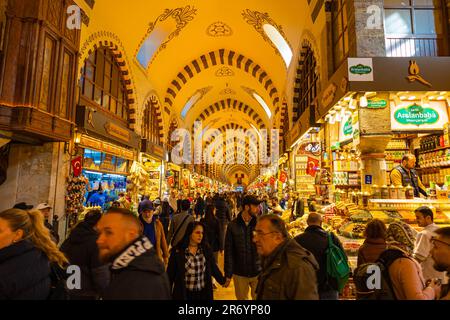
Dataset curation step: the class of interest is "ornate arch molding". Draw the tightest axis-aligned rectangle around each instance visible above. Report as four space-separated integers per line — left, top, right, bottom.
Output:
191 99 266 130
79 31 139 129
292 30 321 124
164 49 280 109
141 91 165 141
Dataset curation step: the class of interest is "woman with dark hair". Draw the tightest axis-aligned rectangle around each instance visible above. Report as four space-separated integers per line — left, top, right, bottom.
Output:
200 205 221 263
357 219 387 266
167 221 227 300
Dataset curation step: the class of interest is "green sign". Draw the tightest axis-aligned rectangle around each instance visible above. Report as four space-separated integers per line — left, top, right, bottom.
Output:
394 104 439 126
343 118 353 136
367 99 388 109
331 142 341 150
349 64 372 75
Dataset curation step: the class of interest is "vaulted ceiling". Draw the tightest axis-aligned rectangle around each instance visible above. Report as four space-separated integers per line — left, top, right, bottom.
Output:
76 0 326 185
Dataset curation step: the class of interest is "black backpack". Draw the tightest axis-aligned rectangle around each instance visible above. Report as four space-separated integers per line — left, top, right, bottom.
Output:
354 249 406 300
47 264 70 300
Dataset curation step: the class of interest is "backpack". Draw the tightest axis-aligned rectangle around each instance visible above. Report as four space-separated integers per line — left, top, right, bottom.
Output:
353 249 406 300
325 233 351 292
47 264 70 300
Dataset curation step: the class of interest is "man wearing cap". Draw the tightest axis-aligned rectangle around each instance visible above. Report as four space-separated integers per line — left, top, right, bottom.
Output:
139 202 169 265
37 202 60 244
224 195 262 300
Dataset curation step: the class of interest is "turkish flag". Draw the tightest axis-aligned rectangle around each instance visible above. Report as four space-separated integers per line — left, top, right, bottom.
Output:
279 171 288 183
306 157 320 177
71 156 82 177
269 177 276 186
168 176 174 186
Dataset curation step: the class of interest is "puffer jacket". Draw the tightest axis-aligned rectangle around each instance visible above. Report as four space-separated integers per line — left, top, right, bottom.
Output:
102 236 171 300
214 197 232 222
224 213 261 278
0 240 51 300
60 220 110 299
256 239 319 300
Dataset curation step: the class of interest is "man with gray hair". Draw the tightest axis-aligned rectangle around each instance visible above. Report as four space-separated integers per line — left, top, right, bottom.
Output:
253 214 319 300
295 212 345 300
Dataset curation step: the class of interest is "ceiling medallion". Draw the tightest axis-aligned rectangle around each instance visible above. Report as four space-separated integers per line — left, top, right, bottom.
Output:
215 66 235 77
207 21 233 37
220 88 236 95
242 9 291 55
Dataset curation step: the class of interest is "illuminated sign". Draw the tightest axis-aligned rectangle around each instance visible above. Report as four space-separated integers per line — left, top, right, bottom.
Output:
391 101 448 131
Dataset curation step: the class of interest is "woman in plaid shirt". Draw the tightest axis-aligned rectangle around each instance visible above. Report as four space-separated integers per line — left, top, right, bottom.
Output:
167 221 227 300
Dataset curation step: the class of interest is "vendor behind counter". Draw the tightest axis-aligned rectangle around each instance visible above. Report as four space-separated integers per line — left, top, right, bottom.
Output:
390 154 427 198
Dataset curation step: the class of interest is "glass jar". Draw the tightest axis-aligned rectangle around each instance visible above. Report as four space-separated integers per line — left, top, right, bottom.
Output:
389 185 397 199
362 192 370 208
372 185 381 199
381 185 389 199
396 185 406 199
405 185 414 199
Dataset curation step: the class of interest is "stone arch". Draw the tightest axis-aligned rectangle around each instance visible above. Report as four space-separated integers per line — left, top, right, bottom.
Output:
79 31 138 129
164 49 280 109
191 99 266 131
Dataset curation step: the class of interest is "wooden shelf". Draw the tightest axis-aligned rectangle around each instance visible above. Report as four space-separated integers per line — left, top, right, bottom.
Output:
335 185 361 188
419 146 450 153
386 149 410 151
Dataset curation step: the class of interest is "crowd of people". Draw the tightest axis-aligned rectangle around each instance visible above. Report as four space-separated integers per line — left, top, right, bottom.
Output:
0 192 449 301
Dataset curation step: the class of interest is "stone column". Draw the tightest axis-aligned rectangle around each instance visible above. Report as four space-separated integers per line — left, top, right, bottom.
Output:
347 0 386 57
357 93 392 192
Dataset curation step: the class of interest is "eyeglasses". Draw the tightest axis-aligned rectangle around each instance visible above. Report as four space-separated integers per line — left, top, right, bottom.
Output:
431 238 450 247
252 230 279 238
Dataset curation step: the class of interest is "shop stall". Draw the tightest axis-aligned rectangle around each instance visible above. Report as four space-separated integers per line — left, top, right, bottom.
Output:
140 140 166 200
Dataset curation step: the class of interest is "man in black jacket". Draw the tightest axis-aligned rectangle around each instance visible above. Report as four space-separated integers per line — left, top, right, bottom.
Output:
294 212 345 300
60 209 110 300
224 195 262 300
96 208 171 300
215 194 232 252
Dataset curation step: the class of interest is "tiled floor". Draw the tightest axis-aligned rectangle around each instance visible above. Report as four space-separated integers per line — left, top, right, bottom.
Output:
213 253 237 300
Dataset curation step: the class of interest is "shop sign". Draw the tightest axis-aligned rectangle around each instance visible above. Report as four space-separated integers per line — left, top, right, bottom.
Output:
339 114 354 142
391 101 449 131
299 142 322 156
348 58 374 82
104 122 130 142
352 112 360 146
343 118 353 135
365 175 373 185
406 60 432 88
367 99 388 109
321 83 337 108
79 135 135 160
394 104 439 126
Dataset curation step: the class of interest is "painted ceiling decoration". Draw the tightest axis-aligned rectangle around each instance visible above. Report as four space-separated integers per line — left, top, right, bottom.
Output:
242 9 293 68
220 88 236 95
164 49 280 108
136 5 197 69
206 21 233 37
215 66 235 77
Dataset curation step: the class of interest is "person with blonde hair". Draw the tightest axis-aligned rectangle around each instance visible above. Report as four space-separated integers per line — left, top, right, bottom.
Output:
0 208 68 300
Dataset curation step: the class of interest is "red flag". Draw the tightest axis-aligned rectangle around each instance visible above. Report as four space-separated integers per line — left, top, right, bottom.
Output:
306 157 320 177
168 176 174 186
71 156 82 177
269 177 276 186
279 171 288 183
